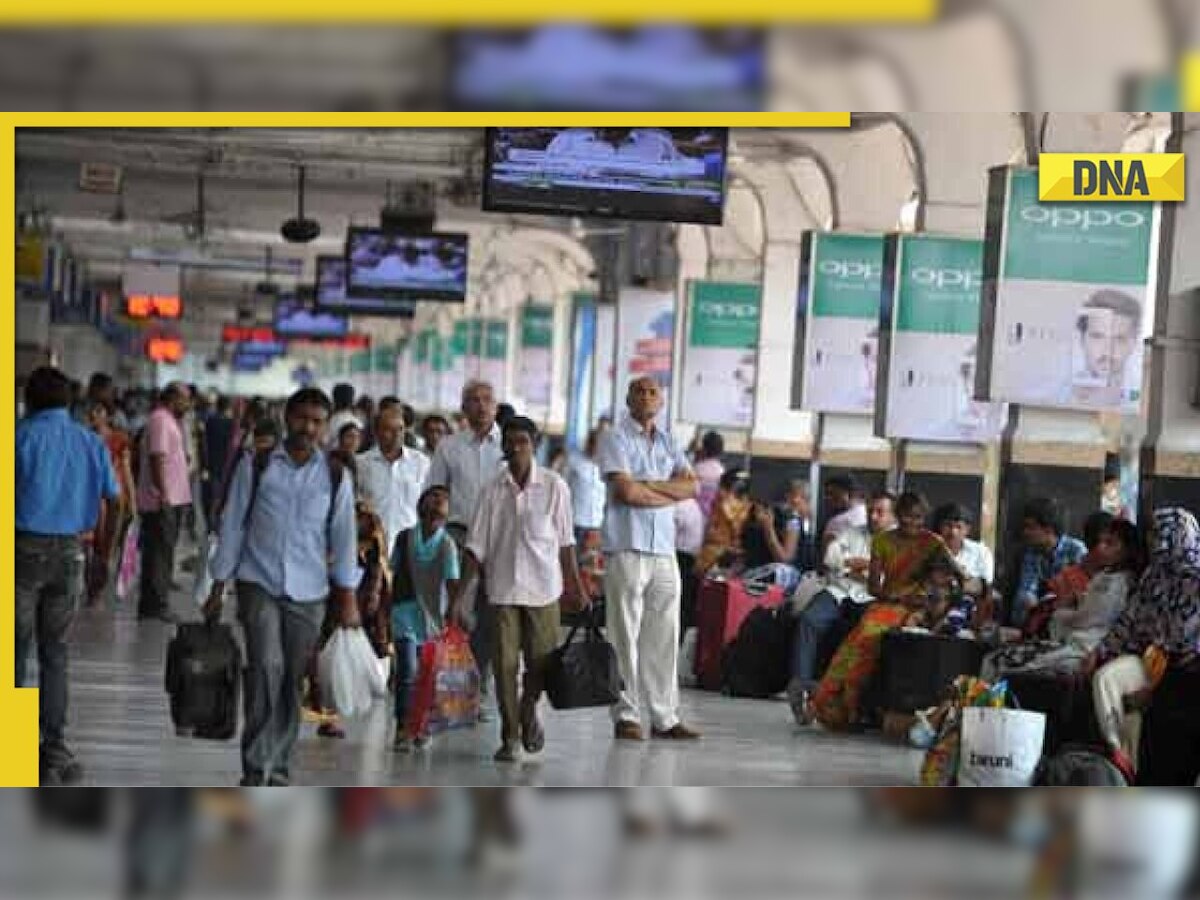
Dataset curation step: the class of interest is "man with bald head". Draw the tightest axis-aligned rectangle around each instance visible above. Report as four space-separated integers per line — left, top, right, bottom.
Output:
137 381 192 623
597 376 701 742
358 404 430 556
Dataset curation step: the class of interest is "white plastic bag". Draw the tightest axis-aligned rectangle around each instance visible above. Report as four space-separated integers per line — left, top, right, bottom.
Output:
319 627 387 718
957 707 1046 787
192 533 218 609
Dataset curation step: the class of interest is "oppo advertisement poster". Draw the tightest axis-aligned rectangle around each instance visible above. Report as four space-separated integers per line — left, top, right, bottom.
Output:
681 280 760 428
792 232 885 414
517 304 555 415
979 166 1159 413
615 287 676 422
482 320 509 396
878 235 1008 443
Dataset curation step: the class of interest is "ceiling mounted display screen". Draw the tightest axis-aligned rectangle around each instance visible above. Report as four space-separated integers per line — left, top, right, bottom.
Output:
482 127 729 225
450 26 763 112
315 256 417 317
343 230 469 303
274 296 349 338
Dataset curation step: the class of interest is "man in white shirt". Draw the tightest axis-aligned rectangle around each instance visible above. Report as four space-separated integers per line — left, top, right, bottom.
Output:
325 383 362 451
931 502 995 599
821 474 868 555
453 416 586 763
356 405 430 556
425 380 506 707
787 490 897 726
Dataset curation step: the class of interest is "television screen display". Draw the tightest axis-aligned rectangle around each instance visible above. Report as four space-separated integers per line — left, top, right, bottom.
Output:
450 26 763 112
482 127 729 225
316 256 419 317
274 296 349 338
343 230 469 302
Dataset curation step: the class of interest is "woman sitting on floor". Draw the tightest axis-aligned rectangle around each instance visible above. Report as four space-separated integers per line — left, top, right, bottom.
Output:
982 518 1141 682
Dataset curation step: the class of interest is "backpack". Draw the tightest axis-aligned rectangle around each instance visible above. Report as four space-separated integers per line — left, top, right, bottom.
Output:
164 621 242 740
1033 744 1130 786
241 446 346 533
721 605 795 699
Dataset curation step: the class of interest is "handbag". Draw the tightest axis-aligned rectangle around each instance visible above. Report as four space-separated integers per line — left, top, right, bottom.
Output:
406 625 480 738
545 606 622 710
957 705 1046 787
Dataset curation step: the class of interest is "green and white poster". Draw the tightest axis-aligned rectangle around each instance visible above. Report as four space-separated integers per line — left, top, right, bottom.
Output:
482 319 509 396
979 166 1161 413
681 280 761 428
518 304 554 414
792 232 885 414
877 235 1008 443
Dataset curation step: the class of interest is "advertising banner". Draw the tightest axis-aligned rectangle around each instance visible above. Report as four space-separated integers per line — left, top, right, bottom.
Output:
877 235 1008 443
517 304 554 415
681 280 760 428
615 287 676 421
593 303 616 423
978 166 1161 413
567 294 598 451
791 232 885 414
482 320 509 396
414 329 435 410
434 331 459 410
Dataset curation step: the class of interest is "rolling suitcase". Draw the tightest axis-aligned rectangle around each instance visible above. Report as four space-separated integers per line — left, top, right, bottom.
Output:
695 576 784 691
165 621 242 740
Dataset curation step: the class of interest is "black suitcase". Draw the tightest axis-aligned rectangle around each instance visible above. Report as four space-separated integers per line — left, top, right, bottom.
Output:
545 610 622 710
1004 670 1103 756
165 621 242 740
721 606 794 698
878 630 985 714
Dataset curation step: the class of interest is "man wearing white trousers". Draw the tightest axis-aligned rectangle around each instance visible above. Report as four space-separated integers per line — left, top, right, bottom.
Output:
598 376 701 741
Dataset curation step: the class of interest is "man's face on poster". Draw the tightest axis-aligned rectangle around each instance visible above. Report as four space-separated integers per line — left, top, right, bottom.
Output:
1081 309 1138 382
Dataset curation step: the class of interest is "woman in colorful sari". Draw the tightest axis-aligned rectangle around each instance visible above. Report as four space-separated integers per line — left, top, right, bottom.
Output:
694 468 753 576
1084 507 1200 783
813 491 948 730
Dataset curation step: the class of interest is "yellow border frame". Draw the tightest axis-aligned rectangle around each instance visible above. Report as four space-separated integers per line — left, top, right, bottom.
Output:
2 111 848 786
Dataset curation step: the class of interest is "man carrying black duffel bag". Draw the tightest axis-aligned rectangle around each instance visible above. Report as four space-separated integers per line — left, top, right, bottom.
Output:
451 416 589 764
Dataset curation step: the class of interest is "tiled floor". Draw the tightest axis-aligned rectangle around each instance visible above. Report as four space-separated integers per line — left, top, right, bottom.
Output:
60 564 923 787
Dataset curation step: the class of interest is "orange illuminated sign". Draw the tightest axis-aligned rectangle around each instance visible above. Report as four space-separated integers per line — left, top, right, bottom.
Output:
126 294 183 319
146 336 184 363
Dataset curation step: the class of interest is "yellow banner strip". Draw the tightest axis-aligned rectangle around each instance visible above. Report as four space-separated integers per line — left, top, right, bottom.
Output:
0 0 936 25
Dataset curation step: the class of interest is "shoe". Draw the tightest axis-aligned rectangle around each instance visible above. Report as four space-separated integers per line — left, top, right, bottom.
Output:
477 706 495 724
614 720 644 741
651 723 702 741
494 743 520 763
317 722 346 739
394 727 415 753
267 771 290 787
414 734 432 751
239 772 265 787
787 682 814 727
519 699 544 754
41 746 83 785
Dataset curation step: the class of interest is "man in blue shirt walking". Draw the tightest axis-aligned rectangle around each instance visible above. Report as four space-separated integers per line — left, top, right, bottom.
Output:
204 387 360 787
16 366 120 784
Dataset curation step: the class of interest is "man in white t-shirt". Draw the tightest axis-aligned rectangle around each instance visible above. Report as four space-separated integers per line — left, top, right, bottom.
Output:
788 490 896 726
931 502 994 600
821 474 868 555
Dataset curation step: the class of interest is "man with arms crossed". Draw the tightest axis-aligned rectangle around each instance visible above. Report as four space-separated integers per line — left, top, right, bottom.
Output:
598 376 700 741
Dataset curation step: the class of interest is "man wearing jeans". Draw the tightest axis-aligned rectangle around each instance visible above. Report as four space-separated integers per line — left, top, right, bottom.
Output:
16 366 120 784
204 387 360 786
598 377 700 742
136 382 192 623
787 491 896 726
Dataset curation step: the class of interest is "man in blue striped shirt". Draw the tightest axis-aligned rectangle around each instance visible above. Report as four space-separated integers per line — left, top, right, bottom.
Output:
16 366 120 785
205 387 360 787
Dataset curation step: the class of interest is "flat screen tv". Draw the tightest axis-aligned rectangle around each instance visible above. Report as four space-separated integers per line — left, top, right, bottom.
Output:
482 127 729 225
274 296 349 338
450 26 763 112
315 256 418 317
343 230 469 302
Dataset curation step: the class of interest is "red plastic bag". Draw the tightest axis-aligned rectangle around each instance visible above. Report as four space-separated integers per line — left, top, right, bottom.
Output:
405 625 480 738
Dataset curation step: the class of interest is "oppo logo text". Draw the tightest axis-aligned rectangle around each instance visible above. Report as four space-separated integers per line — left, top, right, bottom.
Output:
700 301 758 318
911 268 981 290
818 260 880 281
1019 206 1146 230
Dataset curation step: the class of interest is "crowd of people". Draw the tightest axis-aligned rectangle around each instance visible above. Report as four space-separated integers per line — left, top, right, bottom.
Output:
14 364 1200 786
